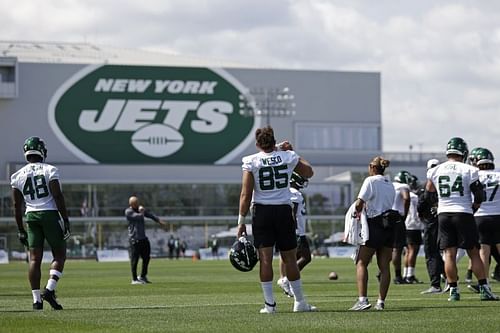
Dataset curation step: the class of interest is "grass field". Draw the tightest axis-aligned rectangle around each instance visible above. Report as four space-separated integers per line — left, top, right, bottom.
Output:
1 256 500 333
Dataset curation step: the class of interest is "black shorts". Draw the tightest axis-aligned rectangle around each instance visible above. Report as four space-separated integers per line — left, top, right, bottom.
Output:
252 204 297 251
438 213 479 250
364 215 394 249
392 218 407 248
406 229 423 246
476 215 500 245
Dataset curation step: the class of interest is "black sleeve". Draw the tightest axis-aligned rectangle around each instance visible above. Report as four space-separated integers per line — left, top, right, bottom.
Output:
470 180 485 204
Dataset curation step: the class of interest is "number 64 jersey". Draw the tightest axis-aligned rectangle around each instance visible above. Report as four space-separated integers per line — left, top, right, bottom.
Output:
242 150 299 205
475 169 500 216
427 160 478 214
10 162 59 212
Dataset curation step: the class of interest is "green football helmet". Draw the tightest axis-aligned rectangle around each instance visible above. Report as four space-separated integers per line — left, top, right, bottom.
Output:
476 148 494 167
467 147 482 166
23 136 47 161
446 137 468 161
394 170 412 184
290 172 308 189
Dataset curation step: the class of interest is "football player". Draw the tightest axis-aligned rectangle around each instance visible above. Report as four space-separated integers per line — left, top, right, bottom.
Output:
391 171 411 284
473 148 500 287
403 174 425 284
277 172 311 297
236 126 316 313
11 137 71 310
425 137 498 301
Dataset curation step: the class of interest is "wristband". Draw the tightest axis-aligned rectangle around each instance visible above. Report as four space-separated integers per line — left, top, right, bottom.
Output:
237 214 246 225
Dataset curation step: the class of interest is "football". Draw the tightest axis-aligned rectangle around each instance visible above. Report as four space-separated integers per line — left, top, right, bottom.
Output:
328 271 338 280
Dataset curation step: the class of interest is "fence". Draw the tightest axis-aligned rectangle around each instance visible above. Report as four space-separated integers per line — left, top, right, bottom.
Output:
0 215 345 260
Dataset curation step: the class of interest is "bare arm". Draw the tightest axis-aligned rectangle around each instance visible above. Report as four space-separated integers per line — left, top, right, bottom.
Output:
402 188 410 220
354 197 365 218
237 171 254 237
12 188 25 231
49 179 69 222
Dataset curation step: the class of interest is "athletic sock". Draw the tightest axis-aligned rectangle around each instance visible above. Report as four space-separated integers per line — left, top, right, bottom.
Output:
289 279 304 302
46 269 62 291
478 279 487 286
32 289 41 303
358 296 368 303
260 281 275 306
377 299 384 305
408 267 415 277
403 267 408 278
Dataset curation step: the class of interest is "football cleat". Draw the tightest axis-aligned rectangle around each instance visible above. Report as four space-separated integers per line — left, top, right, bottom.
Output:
33 302 43 310
277 278 293 297
421 286 442 294
138 276 152 284
293 301 317 312
259 302 276 314
448 287 460 301
41 288 63 310
393 276 407 284
131 279 145 285
480 285 500 301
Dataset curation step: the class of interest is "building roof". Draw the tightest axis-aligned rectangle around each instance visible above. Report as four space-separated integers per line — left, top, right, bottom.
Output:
0 40 251 68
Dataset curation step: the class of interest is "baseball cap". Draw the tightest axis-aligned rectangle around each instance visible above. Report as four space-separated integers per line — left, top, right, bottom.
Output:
427 158 439 169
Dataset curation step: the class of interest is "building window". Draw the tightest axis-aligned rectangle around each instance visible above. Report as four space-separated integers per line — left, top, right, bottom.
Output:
296 123 380 151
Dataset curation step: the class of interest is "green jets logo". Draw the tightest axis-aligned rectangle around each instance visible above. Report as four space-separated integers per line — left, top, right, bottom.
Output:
48 65 258 164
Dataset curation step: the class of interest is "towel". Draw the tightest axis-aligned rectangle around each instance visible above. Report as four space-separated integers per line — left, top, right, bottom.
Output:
343 203 369 246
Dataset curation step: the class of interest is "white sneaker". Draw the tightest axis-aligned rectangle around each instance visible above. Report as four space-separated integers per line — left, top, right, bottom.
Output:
421 286 442 294
349 300 371 311
259 302 276 314
293 300 318 312
131 279 145 285
277 278 293 297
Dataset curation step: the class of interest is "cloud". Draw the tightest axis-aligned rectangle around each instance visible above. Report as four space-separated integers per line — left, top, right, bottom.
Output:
2 0 500 159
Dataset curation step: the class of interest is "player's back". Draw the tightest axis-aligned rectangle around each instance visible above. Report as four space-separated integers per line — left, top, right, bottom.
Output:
476 168 500 216
427 160 477 214
10 162 59 212
242 150 299 205
392 182 410 215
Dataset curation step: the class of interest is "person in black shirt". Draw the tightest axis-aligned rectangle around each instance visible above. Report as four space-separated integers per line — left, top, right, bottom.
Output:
125 195 165 284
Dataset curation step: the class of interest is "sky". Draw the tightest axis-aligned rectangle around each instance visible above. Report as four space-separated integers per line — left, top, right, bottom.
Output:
2 0 500 158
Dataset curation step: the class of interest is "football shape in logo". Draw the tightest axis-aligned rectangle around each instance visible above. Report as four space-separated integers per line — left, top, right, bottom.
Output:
131 124 184 157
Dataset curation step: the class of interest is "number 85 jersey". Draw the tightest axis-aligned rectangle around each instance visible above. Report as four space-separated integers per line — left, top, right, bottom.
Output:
242 150 299 205
475 169 500 216
10 162 59 212
427 160 478 214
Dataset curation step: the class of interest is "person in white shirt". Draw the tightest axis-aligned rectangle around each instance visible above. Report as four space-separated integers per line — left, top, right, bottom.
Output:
236 126 316 313
391 171 411 284
350 156 396 311
403 175 425 284
277 172 311 297
425 137 498 301
473 148 500 283
11 137 71 310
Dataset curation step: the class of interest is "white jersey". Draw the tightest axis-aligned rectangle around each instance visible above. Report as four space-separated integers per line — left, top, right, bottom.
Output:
475 168 500 216
358 174 395 218
427 160 478 214
290 187 306 236
10 162 60 212
242 150 299 205
392 182 410 215
405 192 424 230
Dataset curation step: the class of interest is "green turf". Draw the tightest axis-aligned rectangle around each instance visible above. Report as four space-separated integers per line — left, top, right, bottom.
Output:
1 257 499 333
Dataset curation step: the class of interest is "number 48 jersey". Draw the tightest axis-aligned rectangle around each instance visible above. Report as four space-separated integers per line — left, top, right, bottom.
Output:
427 160 478 214
10 162 59 212
475 169 500 216
242 150 299 205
